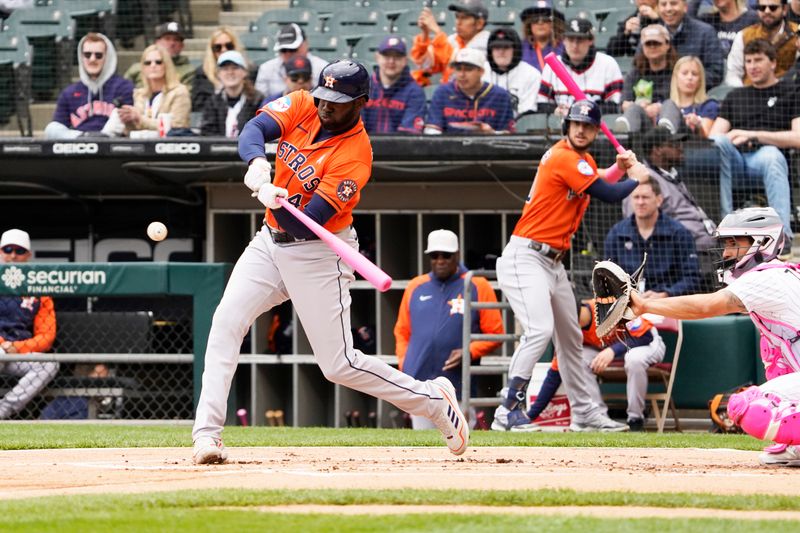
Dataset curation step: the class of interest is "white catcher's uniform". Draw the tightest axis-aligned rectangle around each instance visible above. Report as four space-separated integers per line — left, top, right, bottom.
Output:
193 226 449 439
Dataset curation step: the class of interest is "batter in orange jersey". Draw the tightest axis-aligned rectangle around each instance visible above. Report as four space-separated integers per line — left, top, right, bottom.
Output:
193 61 469 465
490 99 650 432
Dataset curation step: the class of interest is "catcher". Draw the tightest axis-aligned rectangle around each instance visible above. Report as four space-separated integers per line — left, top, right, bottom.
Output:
601 207 800 466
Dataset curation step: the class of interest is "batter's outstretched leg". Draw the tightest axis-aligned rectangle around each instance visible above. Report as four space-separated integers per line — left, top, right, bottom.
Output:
193 229 290 463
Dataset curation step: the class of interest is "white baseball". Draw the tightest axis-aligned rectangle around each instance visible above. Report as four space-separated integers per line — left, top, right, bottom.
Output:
147 221 168 241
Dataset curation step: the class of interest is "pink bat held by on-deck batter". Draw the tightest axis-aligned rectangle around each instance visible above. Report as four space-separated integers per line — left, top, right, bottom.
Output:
276 197 393 292
543 52 626 183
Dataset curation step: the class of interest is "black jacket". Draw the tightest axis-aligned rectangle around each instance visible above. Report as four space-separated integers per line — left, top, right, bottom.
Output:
200 89 264 137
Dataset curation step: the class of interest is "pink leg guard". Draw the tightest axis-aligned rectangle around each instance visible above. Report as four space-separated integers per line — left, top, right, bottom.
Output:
728 386 800 444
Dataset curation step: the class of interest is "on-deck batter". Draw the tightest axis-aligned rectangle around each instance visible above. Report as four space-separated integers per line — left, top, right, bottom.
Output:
492 99 650 432
192 60 468 464
631 207 800 467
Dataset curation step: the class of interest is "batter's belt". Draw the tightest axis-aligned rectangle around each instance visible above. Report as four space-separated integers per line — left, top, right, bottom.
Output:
268 226 319 245
528 240 566 262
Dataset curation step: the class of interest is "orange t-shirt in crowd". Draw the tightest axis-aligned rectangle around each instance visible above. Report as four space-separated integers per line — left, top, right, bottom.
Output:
258 90 373 234
512 139 599 250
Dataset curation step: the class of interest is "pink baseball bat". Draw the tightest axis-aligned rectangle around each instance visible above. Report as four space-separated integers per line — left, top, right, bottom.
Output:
276 197 392 292
543 53 626 183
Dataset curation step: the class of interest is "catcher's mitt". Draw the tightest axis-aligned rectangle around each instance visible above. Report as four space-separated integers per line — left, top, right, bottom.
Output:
592 255 647 338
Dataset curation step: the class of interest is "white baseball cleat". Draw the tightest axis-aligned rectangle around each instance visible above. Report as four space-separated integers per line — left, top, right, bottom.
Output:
430 376 469 456
192 436 229 464
759 444 800 466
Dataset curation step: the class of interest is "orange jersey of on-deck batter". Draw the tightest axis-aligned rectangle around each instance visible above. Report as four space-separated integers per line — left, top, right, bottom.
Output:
258 90 373 234
512 139 599 250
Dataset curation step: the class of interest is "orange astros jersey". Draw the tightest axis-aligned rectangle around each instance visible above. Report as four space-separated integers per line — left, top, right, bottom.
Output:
513 139 599 250
258 90 373 233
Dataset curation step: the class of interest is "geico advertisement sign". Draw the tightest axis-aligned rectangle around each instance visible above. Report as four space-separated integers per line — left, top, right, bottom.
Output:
1 266 106 294
155 143 200 154
53 143 99 155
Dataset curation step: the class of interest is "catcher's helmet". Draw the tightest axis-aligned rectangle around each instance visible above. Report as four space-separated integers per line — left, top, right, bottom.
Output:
561 99 602 136
713 207 785 284
311 60 370 103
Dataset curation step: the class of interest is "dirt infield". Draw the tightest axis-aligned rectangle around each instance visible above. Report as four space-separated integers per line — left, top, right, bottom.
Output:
1 446 798 502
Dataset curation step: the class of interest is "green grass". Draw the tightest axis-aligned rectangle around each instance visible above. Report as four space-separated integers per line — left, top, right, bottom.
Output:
1 489 799 532
0 423 766 450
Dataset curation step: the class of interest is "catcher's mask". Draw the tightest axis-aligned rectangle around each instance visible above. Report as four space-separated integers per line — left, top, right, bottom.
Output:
712 207 785 285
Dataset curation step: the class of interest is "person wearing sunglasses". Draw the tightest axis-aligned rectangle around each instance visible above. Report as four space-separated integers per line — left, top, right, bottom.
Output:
192 26 249 110
261 54 314 104
44 32 134 139
124 22 195 92
607 0 661 57
519 0 566 72
0 229 59 420
692 0 758 59
394 229 504 430
255 23 329 98
105 44 190 137
725 0 798 86
656 0 724 88
200 50 263 138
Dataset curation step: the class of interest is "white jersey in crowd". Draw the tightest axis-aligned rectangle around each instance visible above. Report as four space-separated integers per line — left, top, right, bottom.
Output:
482 61 541 117
726 260 800 373
537 51 623 107
255 52 329 97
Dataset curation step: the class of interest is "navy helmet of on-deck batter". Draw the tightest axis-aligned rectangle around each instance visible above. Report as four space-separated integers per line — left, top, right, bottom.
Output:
561 99 602 136
311 60 370 104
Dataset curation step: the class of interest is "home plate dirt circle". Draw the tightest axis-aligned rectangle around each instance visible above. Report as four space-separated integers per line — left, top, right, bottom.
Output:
1 446 798 502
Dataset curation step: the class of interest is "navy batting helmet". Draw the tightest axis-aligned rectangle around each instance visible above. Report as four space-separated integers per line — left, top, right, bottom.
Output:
311 60 370 103
561 99 602 136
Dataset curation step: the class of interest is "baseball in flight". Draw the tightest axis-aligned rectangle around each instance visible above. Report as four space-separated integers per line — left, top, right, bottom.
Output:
147 221 168 241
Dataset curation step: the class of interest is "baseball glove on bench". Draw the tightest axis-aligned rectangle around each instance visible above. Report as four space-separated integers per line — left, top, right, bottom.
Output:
592 254 647 338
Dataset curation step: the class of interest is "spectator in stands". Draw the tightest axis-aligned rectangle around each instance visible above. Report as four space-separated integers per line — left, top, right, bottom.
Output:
519 0 566 72
616 25 677 133
726 0 798 86
659 56 720 137
625 127 717 250
362 35 426 134
710 39 800 243
538 18 624 115
262 55 314 104
104 45 190 137
693 0 759 58
394 229 503 429
607 0 661 57
605 177 702 297
200 51 263 138
44 32 134 139
410 0 490 87
192 26 248 111
124 22 195 91
790 0 800 21
657 0 725 87
424 47 515 134
785 26 800 85
483 28 541 117
0 229 58 420
255 23 328 98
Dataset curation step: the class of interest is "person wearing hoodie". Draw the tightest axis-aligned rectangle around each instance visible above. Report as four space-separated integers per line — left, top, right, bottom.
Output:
362 35 426 134
44 33 134 139
482 28 541 117
538 18 624 115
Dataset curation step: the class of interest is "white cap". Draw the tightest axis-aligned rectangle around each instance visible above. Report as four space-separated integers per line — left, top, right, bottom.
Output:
424 229 459 253
0 229 31 251
450 47 486 69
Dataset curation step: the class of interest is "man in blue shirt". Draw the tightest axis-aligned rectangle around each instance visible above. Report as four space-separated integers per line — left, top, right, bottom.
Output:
605 177 701 298
362 35 426 134
424 47 515 134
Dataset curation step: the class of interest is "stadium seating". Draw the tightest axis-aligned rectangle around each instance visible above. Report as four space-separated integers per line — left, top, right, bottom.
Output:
0 33 33 136
317 9 389 37
306 33 351 60
57 0 117 37
240 31 273 66
2 4 75 100
249 8 316 35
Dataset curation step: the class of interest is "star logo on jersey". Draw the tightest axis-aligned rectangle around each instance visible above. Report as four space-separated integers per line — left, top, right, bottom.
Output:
336 179 358 202
449 296 465 316
20 297 36 311
324 75 337 89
